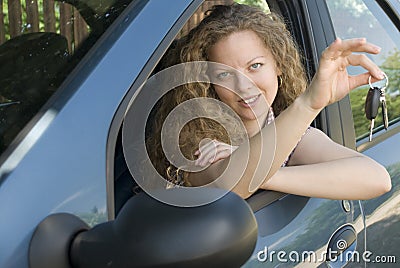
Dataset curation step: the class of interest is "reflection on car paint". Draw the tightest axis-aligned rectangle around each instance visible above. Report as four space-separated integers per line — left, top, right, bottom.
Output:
244 196 364 267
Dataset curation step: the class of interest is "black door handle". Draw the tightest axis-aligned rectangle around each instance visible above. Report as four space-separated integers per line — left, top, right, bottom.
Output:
326 224 357 267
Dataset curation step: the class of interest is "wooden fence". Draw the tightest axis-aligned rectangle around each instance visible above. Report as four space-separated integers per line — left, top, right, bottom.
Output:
0 0 235 52
179 0 234 37
0 0 88 53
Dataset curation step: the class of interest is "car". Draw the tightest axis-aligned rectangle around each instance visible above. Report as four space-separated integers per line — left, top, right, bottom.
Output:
0 0 399 267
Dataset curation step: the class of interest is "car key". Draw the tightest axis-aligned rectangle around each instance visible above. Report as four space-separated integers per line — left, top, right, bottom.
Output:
365 86 381 141
365 73 389 141
380 87 389 130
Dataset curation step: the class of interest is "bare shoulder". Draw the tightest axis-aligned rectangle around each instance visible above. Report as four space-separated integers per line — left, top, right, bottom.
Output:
288 127 361 166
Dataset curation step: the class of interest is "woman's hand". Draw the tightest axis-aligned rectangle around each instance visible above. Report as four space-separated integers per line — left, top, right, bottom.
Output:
194 140 238 167
302 38 385 111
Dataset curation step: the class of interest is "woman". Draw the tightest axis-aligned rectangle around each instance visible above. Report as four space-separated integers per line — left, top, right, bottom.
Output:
146 3 391 200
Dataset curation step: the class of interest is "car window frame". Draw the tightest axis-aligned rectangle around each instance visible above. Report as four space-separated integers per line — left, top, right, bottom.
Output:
108 0 312 219
106 0 204 219
107 0 357 218
106 0 400 218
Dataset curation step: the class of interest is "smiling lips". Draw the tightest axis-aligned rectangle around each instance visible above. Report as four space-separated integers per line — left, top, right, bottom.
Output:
239 94 261 107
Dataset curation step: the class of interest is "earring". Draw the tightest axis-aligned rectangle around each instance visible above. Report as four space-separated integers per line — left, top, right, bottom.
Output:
278 76 283 88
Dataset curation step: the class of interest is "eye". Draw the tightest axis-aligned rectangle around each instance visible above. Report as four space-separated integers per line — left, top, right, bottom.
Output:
216 71 231 79
250 63 262 70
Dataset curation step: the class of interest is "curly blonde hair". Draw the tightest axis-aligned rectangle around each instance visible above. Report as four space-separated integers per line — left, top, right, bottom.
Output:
146 3 308 186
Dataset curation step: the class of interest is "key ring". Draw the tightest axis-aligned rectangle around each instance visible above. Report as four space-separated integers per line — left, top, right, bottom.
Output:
368 72 389 90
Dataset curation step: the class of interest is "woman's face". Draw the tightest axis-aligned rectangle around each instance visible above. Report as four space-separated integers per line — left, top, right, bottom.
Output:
208 30 281 130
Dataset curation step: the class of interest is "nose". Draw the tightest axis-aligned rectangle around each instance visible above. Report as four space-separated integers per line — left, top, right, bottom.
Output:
235 71 254 94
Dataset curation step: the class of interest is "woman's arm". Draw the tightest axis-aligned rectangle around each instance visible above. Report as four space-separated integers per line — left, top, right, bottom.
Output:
189 38 386 198
261 128 391 200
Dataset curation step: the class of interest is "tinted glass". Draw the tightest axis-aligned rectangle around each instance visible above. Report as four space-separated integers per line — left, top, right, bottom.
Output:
326 0 400 140
0 0 133 155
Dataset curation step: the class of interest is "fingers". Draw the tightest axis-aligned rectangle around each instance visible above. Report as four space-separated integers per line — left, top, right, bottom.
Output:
307 37 385 109
321 38 385 86
194 140 237 167
349 71 387 90
195 139 217 158
346 54 385 88
194 141 216 166
322 38 381 61
212 150 235 164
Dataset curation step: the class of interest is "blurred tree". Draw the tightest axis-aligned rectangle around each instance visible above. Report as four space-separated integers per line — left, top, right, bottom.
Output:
350 48 400 139
234 0 269 12
382 48 400 97
326 0 400 139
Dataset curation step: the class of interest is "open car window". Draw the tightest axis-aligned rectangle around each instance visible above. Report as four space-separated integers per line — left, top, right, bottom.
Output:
114 0 273 213
326 0 400 142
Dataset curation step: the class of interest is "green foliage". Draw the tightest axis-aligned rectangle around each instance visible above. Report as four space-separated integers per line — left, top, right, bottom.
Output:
234 0 269 12
325 0 400 139
382 49 400 97
350 49 400 139
326 0 377 38
1 0 63 41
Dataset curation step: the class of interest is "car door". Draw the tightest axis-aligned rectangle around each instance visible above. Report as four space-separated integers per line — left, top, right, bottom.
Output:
110 0 367 267
110 0 399 266
100 0 400 266
0 1 196 267
323 0 400 266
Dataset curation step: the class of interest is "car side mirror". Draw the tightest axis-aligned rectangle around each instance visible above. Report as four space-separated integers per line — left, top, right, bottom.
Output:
29 188 257 267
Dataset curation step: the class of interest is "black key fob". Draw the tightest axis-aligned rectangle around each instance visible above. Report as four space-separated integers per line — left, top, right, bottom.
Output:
365 87 381 120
